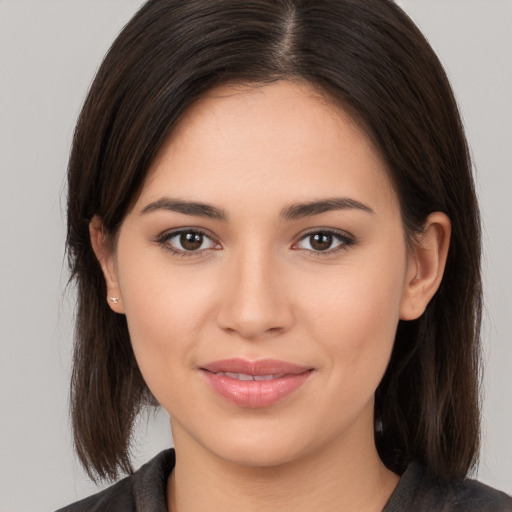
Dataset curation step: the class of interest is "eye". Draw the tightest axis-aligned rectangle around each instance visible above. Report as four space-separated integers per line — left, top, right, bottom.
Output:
156 229 220 255
294 230 354 254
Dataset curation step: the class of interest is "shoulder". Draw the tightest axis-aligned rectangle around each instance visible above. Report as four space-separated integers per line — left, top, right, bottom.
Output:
54 475 135 512
451 478 512 511
385 462 512 512
55 449 175 512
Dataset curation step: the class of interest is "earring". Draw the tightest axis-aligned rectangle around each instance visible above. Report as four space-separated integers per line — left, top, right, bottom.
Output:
109 297 119 304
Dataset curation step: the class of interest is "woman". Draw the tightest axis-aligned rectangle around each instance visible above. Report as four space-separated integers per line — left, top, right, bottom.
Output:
58 0 512 510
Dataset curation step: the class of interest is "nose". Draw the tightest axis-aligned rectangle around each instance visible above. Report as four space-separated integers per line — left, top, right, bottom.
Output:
216 247 294 340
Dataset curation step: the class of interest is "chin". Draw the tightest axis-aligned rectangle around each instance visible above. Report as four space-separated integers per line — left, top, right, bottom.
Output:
215 441 307 469
196 421 320 469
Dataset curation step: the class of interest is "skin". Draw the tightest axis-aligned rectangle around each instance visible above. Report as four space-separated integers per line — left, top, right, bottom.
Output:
91 80 450 512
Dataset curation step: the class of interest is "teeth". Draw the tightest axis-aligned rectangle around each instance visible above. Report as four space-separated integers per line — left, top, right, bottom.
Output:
217 372 285 381
254 375 274 381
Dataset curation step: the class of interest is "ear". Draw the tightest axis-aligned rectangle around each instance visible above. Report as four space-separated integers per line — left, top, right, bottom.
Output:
400 212 451 320
89 215 125 314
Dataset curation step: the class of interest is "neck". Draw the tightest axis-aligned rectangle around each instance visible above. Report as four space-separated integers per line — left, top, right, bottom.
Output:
167 414 399 512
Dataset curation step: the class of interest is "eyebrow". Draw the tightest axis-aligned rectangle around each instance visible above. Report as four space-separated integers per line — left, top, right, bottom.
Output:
140 196 374 221
141 198 228 221
280 197 374 220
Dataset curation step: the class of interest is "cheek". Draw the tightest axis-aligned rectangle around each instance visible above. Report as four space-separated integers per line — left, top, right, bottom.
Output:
115 248 184 379
122 288 198 411
116 246 222 403
296 246 407 383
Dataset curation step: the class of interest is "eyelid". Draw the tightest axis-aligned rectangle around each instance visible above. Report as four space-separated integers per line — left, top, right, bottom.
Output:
154 227 221 256
292 228 355 254
153 226 355 258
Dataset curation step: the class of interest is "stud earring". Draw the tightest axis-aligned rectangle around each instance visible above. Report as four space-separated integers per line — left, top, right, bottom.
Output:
109 297 119 304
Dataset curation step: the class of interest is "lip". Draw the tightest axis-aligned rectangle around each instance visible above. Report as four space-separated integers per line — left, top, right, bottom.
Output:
200 358 314 408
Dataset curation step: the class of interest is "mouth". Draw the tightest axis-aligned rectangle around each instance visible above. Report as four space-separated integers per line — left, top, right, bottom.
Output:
200 358 314 408
211 372 288 381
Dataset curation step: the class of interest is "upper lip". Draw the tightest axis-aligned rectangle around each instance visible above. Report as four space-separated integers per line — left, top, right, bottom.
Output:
201 358 312 376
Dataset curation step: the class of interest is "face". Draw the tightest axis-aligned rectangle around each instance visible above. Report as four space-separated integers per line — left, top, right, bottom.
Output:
99 80 420 468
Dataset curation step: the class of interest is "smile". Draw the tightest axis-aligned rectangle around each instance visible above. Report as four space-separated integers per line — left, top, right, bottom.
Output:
213 372 287 381
200 358 314 408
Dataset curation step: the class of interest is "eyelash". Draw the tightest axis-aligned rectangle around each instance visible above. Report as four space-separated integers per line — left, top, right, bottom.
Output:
154 228 355 258
294 229 355 257
154 228 220 258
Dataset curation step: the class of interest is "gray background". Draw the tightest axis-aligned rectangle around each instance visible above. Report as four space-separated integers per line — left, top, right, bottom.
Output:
0 1 510 510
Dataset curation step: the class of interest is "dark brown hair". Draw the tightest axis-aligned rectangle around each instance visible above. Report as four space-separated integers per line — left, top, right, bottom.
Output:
66 0 481 482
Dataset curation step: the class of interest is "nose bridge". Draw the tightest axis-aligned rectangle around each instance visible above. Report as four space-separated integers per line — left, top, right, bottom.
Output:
217 241 292 339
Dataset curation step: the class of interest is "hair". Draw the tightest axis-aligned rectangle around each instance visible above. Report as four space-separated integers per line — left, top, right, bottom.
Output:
66 0 482 482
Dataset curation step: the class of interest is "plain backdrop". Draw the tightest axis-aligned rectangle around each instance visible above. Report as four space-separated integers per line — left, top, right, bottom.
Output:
0 1 510 510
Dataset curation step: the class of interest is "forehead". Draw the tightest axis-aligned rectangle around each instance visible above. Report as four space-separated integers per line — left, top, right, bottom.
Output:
141 80 397 214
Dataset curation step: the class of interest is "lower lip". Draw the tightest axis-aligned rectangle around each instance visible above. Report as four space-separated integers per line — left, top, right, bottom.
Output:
201 370 313 408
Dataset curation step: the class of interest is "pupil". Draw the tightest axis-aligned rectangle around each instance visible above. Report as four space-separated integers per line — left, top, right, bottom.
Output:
311 233 332 251
181 232 203 250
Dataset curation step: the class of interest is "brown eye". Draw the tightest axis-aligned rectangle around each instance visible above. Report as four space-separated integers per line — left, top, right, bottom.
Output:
310 232 333 251
180 232 204 251
295 230 353 254
158 229 219 254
